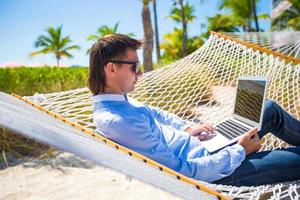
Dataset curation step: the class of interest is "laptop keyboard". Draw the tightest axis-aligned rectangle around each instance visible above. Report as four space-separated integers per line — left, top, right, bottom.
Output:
215 119 252 140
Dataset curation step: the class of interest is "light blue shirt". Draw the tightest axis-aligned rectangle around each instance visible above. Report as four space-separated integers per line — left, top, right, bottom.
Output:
93 93 246 182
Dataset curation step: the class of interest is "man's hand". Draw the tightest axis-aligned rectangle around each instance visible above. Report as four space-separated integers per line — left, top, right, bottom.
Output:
185 123 217 141
238 128 261 155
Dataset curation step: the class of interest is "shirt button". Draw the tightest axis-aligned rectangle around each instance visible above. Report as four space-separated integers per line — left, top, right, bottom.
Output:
151 149 155 153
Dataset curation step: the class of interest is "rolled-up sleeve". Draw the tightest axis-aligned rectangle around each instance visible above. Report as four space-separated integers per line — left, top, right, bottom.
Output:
104 113 246 182
145 105 190 131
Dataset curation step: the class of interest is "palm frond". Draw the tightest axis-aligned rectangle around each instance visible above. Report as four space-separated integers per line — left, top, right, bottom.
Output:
30 25 80 64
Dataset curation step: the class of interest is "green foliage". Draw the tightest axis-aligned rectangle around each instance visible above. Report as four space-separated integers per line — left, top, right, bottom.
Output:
219 0 267 31
271 0 300 31
202 14 240 38
160 28 204 63
0 67 88 96
168 1 196 24
87 22 135 42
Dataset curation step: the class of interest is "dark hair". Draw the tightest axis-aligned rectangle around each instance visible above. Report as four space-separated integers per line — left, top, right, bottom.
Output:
88 34 142 95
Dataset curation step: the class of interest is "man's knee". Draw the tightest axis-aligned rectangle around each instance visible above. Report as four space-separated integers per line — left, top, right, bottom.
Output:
262 99 280 124
264 99 278 113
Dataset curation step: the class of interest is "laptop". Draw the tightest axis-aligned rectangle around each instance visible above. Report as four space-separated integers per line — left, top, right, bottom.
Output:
201 76 269 153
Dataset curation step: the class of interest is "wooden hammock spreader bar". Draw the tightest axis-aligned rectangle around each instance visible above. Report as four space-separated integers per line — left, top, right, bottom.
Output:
12 93 231 200
211 31 300 65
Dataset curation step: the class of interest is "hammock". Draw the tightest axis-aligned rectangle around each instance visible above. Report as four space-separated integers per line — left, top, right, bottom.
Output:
1 32 300 199
222 31 300 59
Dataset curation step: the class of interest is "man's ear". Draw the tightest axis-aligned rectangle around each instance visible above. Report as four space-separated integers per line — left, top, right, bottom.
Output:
104 62 116 77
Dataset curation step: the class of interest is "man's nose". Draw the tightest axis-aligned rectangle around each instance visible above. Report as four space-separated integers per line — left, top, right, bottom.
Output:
136 70 143 78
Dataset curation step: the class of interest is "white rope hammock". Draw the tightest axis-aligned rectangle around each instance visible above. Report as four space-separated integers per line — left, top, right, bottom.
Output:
1 32 300 199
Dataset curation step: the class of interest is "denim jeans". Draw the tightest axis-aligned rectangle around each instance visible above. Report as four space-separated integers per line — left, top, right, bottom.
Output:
213 99 300 186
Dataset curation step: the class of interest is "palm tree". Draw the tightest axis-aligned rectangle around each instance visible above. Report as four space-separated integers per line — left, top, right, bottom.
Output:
202 14 240 38
271 0 300 31
30 26 80 67
219 0 267 32
220 0 252 32
142 0 154 72
251 0 259 32
178 0 187 57
160 28 203 63
152 0 161 62
168 0 196 56
87 22 135 42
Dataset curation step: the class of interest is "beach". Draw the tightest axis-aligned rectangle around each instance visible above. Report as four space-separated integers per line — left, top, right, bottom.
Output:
0 152 182 200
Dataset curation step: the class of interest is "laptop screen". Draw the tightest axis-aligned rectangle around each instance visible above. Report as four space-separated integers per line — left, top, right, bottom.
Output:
233 79 266 123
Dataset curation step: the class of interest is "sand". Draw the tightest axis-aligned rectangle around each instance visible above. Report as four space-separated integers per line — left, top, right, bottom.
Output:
0 152 182 200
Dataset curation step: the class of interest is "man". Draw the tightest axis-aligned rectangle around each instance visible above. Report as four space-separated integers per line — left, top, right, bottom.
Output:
88 34 300 186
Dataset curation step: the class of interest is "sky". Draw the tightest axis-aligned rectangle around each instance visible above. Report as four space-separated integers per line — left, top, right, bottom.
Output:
0 0 272 67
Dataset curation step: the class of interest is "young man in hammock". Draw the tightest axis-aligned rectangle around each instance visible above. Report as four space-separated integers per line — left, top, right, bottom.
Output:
88 34 300 186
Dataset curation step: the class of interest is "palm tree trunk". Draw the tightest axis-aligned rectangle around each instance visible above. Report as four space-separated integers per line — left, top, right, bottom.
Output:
56 54 60 67
178 0 188 57
142 0 153 72
247 19 252 32
251 0 259 32
153 0 161 62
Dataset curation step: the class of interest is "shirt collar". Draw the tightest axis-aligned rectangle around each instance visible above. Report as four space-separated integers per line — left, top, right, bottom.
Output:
92 93 128 102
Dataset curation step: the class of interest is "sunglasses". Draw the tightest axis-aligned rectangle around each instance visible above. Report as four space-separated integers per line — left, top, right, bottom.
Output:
108 60 141 73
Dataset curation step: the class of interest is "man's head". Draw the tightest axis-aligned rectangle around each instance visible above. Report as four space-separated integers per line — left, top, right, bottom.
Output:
88 34 142 95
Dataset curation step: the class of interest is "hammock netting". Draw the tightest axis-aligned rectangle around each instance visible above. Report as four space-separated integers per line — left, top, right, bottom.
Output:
7 32 300 199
